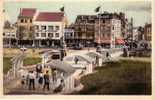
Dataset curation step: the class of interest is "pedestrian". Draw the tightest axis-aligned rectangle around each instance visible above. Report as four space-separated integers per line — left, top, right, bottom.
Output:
52 67 57 84
54 79 65 93
43 71 50 91
28 71 36 90
38 71 44 89
26 73 29 86
106 52 110 60
74 57 79 64
95 56 99 66
36 64 42 78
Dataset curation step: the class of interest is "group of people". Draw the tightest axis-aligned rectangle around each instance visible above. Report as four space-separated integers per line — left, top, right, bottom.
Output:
20 64 65 92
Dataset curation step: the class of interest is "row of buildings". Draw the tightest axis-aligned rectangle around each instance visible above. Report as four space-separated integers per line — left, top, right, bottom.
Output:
3 8 152 48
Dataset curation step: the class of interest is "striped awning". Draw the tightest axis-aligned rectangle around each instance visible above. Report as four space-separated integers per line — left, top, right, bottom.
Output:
115 38 125 44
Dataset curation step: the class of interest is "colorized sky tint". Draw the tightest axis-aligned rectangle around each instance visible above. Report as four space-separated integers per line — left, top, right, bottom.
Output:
4 0 151 27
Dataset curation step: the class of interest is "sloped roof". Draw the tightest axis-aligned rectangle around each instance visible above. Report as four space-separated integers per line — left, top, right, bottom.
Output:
64 55 93 63
86 52 103 58
19 8 36 18
45 60 75 75
35 12 64 22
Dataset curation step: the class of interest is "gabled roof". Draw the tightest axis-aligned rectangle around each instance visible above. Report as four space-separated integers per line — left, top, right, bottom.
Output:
45 60 75 75
85 52 103 58
19 8 36 18
64 55 93 64
35 12 64 22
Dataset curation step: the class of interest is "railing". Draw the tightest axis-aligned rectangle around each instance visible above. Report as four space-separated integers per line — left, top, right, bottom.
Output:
3 68 15 85
3 52 26 85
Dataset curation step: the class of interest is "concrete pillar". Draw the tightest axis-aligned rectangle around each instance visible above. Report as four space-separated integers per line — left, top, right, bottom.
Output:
52 41 54 47
13 63 16 78
20 60 23 68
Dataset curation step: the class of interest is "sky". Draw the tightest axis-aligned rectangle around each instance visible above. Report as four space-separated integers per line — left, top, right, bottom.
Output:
3 0 151 27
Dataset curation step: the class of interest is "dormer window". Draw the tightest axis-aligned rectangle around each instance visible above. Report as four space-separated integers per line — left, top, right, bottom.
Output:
20 19 24 23
41 26 46 30
30 19 32 23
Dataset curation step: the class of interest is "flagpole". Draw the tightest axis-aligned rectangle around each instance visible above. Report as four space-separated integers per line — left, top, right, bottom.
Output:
60 5 66 61
98 5 101 47
62 5 66 50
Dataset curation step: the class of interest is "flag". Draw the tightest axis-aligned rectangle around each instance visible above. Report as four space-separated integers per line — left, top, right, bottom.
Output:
60 6 64 12
95 6 100 12
3 9 5 13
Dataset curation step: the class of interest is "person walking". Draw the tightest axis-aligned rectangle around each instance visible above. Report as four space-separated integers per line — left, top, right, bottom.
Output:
38 71 44 89
43 71 50 91
52 67 57 84
74 57 79 64
36 64 42 78
26 73 29 86
28 71 36 90
106 52 111 60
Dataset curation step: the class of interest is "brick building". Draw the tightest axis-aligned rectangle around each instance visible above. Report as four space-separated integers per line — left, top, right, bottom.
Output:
94 12 122 48
17 8 37 46
74 15 96 47
74 12 123 48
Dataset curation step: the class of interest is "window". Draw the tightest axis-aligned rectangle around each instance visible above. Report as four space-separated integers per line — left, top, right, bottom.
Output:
112 26 115 30
102 20 105 23
20 19 24 23
30 26 33 31
41 26 46 30
55 26 59 30
70 33 72 37
35 25 39 30
48 33 53 37
35 33 39 37
30 19 32 23
41 33 46 37
55 33 59 37
25 19 27 23
48 26 54 31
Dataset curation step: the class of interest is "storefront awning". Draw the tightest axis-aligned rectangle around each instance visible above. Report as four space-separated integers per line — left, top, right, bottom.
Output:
115 38 125 44
95 37 111 44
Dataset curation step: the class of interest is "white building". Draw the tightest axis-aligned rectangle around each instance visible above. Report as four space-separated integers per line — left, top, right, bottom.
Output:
33 12 68 47
3 27 17 47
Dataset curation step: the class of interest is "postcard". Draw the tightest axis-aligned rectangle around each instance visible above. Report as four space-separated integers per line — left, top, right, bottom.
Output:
1 0 153 99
